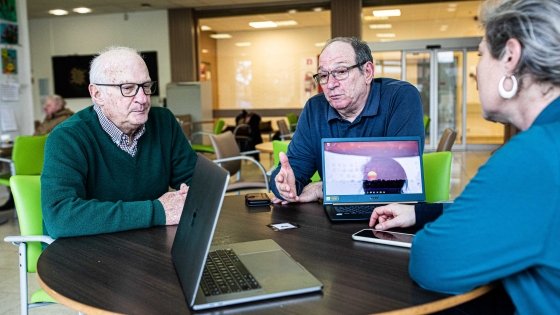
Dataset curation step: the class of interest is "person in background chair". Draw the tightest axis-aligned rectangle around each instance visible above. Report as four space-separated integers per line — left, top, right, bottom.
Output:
270 37 424 204
33 94 74 136
41 46 197 239
370 0 560 313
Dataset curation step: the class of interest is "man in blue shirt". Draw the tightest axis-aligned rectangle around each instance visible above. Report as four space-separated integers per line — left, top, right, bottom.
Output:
270 37 424 203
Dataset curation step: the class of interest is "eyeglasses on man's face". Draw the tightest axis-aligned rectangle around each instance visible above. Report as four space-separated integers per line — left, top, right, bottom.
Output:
312 62 365 85
93 81 157 97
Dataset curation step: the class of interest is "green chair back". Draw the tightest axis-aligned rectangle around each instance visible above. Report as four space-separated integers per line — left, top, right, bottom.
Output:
272 140 321 183
10 175 43 273
286 113 298 132
191 119 225 154
423 115 431 133
423 151 452 203
0 134 48 187
214 119 225 135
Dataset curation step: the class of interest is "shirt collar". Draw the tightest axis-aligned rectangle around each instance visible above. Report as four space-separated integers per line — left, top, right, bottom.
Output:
93 104 146 146
326 79 381 122
532 96 560 126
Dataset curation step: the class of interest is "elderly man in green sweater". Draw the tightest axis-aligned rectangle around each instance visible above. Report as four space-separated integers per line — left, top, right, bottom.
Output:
41 46 197 239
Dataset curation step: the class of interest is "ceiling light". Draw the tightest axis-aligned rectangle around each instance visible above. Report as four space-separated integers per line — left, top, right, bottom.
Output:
448 3 458 7
275 20 297 26
447 7 456 12
235 42 251 47
73 7 91 14
369 24 392 29
249 21 277 28
200 25 212 31
287 9 297 14
364 16 388 21
314 42 326 47
210 34 232 39
313 7 323 12
376 33 396 38
49 9 68 16
201 49 209 53
373 9 401 17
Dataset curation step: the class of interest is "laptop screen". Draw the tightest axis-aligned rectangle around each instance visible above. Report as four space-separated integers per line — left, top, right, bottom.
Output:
321 137 425 204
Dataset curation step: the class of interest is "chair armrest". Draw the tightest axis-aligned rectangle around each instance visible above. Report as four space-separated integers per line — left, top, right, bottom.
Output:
0 157 13 163
240 150 260 156
4 235 55 245
280 133 294 140
213 156 270 192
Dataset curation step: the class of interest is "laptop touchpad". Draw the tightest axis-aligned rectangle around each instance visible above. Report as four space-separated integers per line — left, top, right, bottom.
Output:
240 250 310 292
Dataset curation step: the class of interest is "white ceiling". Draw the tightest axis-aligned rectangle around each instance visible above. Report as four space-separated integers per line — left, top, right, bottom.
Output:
26 0 483 39
26 0 306 19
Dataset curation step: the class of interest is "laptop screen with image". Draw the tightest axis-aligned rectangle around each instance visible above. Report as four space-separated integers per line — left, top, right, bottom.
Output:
321 137 425 205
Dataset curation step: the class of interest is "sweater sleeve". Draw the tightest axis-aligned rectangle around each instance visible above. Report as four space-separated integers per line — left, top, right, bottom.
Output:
41 125 167 239
384 83 425 153
168 111 198 190
270 100 319 197
414 203 444 228
409 127 560 294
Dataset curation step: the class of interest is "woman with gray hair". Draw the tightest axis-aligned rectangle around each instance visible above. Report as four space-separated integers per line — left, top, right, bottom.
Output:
368 0 560 313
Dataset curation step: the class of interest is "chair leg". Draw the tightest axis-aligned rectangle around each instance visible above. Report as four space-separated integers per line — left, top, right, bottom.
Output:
18 242 29 315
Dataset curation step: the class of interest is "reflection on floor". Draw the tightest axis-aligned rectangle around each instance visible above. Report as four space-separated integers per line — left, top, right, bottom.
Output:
0 149 492 315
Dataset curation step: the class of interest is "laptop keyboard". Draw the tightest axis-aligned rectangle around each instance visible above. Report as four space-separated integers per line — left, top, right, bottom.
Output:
334 204 385 215
200 248 261 296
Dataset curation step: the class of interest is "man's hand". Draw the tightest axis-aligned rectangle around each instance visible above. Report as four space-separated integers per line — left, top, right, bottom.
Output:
273 152 300 202
159 184 189 225
271 181 323 204
369 203 416 230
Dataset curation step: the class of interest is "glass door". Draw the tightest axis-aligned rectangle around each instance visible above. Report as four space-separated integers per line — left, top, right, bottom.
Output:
403 49 466 151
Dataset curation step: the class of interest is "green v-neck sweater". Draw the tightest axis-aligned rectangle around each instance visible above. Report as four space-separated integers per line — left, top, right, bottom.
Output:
41 106 197 239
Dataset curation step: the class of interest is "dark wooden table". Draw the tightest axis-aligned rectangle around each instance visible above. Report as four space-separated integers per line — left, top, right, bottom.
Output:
37 196 492 315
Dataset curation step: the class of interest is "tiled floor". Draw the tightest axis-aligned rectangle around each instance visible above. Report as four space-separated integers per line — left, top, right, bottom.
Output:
0 149 493 315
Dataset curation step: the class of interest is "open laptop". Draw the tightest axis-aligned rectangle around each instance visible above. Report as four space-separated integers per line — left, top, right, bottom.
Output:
321 137 425 221
171 153 323 310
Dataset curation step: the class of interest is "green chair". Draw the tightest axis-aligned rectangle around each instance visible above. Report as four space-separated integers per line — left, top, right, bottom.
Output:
423 151 452 203
272 140 321 183
423 115 431 133
0 134 48 185
4 175 57 314
286 113 298 133
190 119 225 154
0 134 49 211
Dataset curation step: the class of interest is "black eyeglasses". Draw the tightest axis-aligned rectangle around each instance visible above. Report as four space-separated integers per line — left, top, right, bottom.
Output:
93 81 157 97
312 62 365 84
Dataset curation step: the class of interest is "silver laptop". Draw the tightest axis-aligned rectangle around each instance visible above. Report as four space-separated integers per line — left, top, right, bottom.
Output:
171 153 323 310
321 137 426 221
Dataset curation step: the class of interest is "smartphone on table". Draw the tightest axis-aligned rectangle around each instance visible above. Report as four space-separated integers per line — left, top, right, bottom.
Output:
352 229 414 248
245 193 271 207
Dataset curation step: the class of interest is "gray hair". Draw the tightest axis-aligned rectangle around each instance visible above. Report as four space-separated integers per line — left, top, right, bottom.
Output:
89 46 141 84
322 37 373 72
481 0 560 87
48 94 66 108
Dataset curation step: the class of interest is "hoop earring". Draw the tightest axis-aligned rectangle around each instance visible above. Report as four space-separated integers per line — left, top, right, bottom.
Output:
498 75 518 99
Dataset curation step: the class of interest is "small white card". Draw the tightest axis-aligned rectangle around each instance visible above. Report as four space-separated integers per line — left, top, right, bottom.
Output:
267 222 300 231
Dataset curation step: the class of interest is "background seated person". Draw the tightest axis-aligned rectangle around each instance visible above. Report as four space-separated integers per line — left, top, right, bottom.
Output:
34 94 74 136
270 37 424 204
370 0 560 313
41 46 197 239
